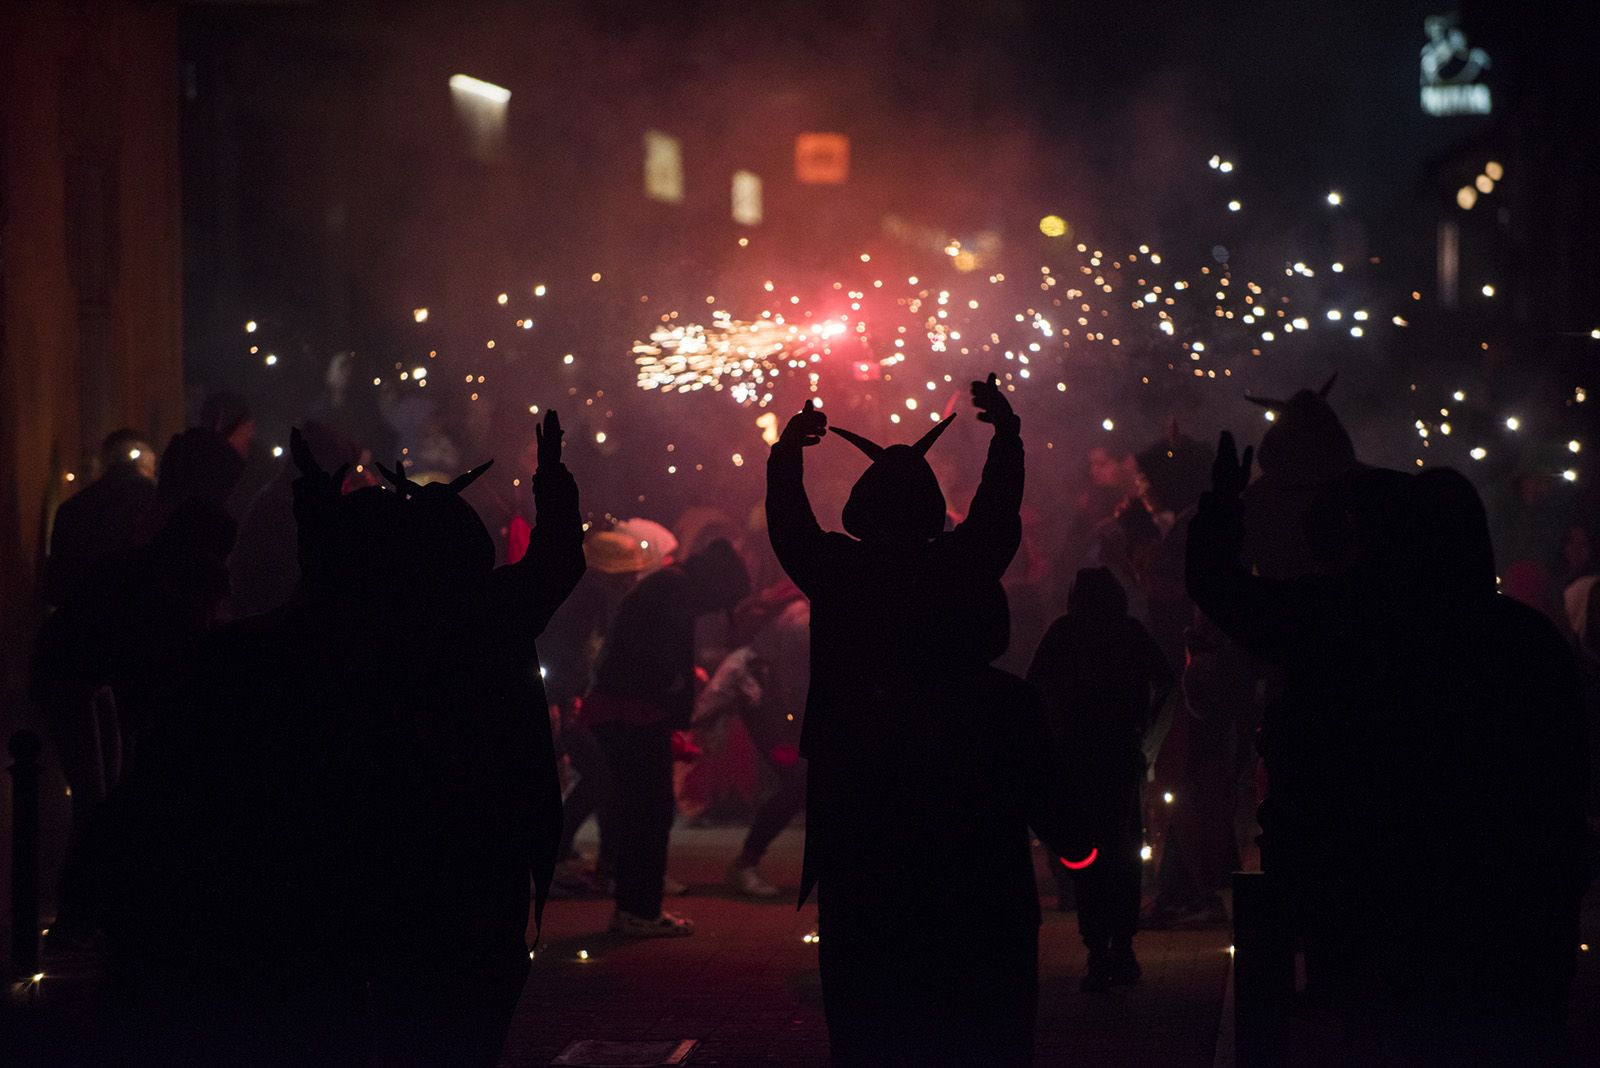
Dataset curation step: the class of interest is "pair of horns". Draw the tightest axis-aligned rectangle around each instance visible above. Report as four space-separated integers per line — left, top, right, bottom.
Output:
1244 373 1338 410
374 457 494 496
830 413 956 460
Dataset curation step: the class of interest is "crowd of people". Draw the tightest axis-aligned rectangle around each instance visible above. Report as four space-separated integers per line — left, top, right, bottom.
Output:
23 371 1598 1065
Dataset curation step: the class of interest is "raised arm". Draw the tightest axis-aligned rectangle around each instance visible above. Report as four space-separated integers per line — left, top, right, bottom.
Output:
765 400 830 594
951 373 1024 578
1185 432 1311 662
498 410 586 637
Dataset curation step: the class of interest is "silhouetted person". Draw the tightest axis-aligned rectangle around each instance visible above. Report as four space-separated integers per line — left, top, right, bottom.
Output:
1189 434 1590 1061
356 410 584 1063
95 411 583 1065
229 420 363 617
199 389 268 521
38 428 245 773
767 377 1077 1067
33 429 159 942
1028 567 1173 991
584 537 751 935
43 428 158 608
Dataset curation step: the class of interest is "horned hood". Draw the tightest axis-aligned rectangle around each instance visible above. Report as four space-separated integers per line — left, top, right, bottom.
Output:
833 414 955 541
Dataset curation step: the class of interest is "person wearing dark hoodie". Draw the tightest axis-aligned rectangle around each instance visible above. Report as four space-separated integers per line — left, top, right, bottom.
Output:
95 410 584 1066
584 536 751 936
1028 567 1173 992
1188 435 1589 1060
32 428 242 952
767 376 1079 1067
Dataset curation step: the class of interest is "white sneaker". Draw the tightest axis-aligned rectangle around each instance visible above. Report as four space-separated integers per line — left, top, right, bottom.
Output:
727 862 782 899
609 909 696 937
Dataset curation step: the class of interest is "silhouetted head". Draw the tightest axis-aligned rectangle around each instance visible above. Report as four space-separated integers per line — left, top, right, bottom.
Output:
374 459 497 583
296 484 411 606
680 537 752 614
1246 375 1356 483
99 428 155 480
834 415 955 542
157 428 246 508
1067 567 1128 619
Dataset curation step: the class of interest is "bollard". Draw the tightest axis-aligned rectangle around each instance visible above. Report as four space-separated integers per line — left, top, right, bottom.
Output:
1232 870 1293 1066
9 730 43 981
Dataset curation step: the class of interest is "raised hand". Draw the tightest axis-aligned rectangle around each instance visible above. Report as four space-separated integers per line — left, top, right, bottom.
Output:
970 373 1019 433
780 399 828 447
1210 431 1254 498
535 409 564 469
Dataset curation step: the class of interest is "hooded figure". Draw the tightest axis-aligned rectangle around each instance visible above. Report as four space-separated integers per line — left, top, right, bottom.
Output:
581 535 751 937
1240 375 1360 579
1028 568 1173 990
767 377 1077 1067
97 411 584 1065
1189 437 1588 1057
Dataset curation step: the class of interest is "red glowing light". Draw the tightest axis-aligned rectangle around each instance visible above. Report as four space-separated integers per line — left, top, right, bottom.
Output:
1058 848 1098 870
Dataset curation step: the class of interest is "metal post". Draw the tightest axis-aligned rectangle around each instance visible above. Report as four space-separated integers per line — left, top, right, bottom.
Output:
9 730 43 981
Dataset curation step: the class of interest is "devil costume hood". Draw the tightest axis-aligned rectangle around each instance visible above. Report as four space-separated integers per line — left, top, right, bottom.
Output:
1241 375 1364 579
767 398 1087 1063
291 435 586 935
766 401 1076 898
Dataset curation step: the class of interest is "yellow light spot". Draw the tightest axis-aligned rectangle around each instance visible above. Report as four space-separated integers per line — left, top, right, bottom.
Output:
413 308 428 323
1039 214 1068 238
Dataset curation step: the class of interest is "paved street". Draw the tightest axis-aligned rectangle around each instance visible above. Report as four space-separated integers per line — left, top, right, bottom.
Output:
503 825 1232 1067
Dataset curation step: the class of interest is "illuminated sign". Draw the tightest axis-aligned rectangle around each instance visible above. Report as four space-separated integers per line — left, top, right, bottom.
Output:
732 170 762 225
644 130 684 203
795 133 849 184
1421 15 1491 116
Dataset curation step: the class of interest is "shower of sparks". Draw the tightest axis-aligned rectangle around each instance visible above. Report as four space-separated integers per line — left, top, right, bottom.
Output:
633 313 858 403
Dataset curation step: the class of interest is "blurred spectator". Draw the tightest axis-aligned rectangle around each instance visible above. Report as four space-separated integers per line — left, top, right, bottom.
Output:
44 428 158 607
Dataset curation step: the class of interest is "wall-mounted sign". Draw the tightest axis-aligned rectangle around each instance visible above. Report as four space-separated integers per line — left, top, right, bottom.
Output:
732 170 762 225
1421 15 1491 116
795 133 849 185
645 130 684 203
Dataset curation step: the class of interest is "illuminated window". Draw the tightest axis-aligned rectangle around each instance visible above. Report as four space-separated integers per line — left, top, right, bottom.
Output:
644 130 684 204
732 170 762 225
